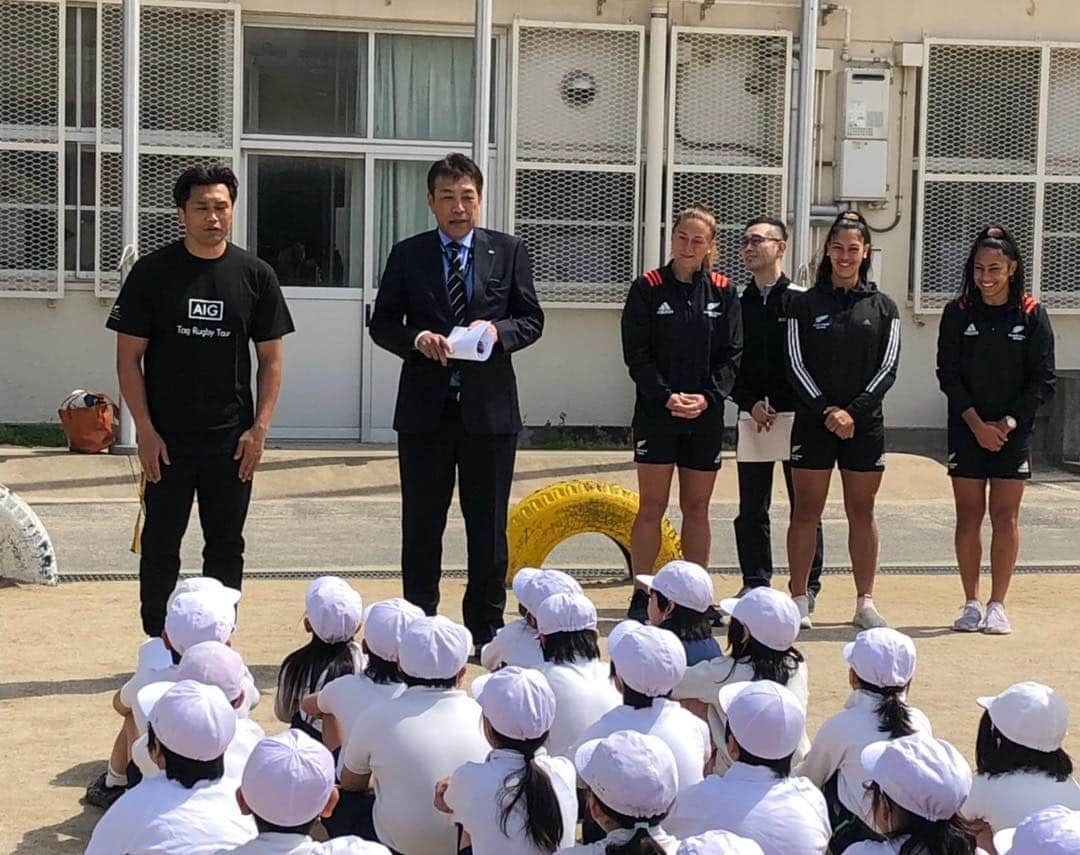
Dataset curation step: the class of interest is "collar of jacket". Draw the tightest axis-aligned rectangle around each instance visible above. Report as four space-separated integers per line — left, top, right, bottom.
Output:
743 272 791 299
818 278 877 295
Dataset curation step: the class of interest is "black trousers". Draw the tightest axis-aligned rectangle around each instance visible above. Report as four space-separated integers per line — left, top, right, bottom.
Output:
139 454 251 636
733 460 823 594
397 399 516 645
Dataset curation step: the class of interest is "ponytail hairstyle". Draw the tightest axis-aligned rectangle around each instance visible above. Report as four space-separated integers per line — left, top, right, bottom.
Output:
277 635 359 719
361 640 402 685
814 211 873 289
726 617 804 686
869 782 979 855
653 591 714 642
975 710 1073 781
958 224 1026 308
854 676 916 739
589 793 669 855
671 204 719 271
488 726 564 853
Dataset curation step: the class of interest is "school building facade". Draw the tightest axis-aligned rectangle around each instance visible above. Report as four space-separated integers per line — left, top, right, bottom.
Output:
2 0 1079 442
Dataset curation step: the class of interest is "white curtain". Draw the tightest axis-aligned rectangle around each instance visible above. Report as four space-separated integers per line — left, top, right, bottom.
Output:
374 160 435 284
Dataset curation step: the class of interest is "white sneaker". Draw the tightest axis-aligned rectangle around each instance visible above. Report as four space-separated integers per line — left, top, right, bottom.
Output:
852 598 888 629
984 601 1013 635
952 600 985 632
793 594 812 629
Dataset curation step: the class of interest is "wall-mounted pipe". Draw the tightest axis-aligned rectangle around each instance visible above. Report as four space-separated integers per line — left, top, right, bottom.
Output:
642 1 669 268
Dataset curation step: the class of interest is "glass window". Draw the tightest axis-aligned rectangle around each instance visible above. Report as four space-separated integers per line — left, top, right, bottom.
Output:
64 6 97 127
244 28 367 137
248 155 363 288
373 34 474 141
373 159 435 282
63 142 96 274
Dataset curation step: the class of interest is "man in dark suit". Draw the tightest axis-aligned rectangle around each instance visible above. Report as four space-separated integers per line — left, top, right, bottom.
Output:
369 153 544 651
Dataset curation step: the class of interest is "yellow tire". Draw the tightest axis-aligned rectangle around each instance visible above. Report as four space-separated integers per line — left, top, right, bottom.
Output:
506 479 682 583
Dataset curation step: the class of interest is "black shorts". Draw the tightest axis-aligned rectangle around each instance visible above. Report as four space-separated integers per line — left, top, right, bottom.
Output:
632 427 723 471
947 422 1032 480
789 412 886 472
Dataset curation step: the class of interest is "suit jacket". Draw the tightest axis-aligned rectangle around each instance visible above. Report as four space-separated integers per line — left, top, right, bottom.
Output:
369 228 544 434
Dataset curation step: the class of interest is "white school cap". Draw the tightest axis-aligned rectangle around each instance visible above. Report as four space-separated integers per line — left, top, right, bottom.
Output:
843 627 918 689
977 681 1069 752
305 576 363 644
635 560 714 613
399 615 472 680
717 680 805 760
609 621 687 697
164 590 236 654
512 568 584 615
677 830 765 855
718 587 801 652
137 636 174 673
149 679 236 761
575 730 679 818
241 729 336 827
179 640 247 703
361 598 425 661
166 576 241 613
134 680 176 735
478 666 556 740
860 734 972 822
535 591 598 635
994 805 1080 855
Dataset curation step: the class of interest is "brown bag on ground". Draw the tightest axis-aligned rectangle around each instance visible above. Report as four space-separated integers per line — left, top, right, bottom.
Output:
58 393 118 453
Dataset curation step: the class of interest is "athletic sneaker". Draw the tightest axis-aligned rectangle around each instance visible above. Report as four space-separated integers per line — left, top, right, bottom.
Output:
983 601 1013 635
852 599 888 629
952 600 985 632
794 594 812 629
84 771 127 810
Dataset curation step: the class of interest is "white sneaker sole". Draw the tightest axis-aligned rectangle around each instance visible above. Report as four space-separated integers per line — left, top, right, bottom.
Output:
952 621 984 633
983 624 1013 635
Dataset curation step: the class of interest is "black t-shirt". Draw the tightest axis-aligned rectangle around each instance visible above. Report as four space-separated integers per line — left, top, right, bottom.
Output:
106 241 295 455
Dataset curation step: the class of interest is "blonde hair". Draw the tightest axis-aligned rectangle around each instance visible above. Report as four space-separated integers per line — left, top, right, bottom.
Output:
672 204 718 271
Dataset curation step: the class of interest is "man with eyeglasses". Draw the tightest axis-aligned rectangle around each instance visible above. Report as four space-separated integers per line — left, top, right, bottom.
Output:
729 217 825 602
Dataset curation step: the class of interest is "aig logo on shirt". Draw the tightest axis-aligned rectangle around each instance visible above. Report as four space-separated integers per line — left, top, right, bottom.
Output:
189 298 224 321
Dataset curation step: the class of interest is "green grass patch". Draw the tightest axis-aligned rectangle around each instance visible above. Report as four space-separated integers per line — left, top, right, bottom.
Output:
0 423 68 447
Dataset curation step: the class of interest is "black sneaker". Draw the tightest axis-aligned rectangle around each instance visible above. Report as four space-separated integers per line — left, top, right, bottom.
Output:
627 588 649 623
84 771 127 810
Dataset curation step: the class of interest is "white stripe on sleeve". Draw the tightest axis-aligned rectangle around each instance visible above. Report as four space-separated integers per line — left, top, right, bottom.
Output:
865 318 901 393
787 317 823 399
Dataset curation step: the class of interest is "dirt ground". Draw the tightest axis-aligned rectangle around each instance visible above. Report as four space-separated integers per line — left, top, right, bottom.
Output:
2 573 1078 853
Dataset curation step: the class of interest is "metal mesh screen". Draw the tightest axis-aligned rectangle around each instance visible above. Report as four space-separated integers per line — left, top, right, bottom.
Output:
667 29 790 277
511 22 643 304
671 171 783 274
1041 183 1080 311
0 0 62 296
101 1 235 148
918 180 1036 310
671 30 788 169
916 40 1080 313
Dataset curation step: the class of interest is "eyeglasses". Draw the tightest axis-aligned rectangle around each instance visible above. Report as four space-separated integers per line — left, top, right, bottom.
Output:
740 236 783 248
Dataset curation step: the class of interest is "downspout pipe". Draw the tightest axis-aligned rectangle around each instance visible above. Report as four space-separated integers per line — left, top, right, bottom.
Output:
792 0 819 284
642 1 668 268
472 0 493 225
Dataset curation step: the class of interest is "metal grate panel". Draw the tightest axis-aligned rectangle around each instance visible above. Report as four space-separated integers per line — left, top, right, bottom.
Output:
924 43 1040 175
0 149 61 292
510 21 644 305
1047 48 1080 176
917 179 1036 311
671 171 783 274
0 0 61 143
1041 183 1080 310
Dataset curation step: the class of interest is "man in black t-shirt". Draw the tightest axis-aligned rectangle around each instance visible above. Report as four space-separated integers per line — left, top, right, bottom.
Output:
106 164 294 636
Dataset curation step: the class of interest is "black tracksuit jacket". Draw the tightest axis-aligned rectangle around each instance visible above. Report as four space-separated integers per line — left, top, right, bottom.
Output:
935 293 1055 430
621 263 742 433
785 280 901 423
730 273 801 414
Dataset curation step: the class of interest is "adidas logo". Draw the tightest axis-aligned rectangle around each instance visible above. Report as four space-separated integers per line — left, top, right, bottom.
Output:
656 302 674 316
875 455 886 468
714 450 723 464
862 318 872 326
963 323 979 336
1018 459 1030 474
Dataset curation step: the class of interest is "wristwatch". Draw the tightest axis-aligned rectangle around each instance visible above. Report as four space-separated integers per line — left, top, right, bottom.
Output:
1005 415 1017 431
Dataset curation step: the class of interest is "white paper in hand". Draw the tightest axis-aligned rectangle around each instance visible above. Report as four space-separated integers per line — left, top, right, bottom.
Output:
736 411 795 463
447 324 497 362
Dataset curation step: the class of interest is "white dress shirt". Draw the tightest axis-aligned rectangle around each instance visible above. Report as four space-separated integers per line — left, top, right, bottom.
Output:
445 747 578 854
342 685 489 855
795 689 933 827
665 762 830 855
960 770 1080 832
214 832 391 853
846 838 989 855
480 619 544 671
538 658 621 758
556 825 680 854
85 775 256 855
316 672 404 774
574 698 711 793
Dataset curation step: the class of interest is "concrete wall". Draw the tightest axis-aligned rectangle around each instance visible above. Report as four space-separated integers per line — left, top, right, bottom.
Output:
4 0 1079 432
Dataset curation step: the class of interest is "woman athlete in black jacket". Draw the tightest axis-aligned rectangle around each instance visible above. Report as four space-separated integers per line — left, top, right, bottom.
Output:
936 226 1055 636
785 213 900 631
